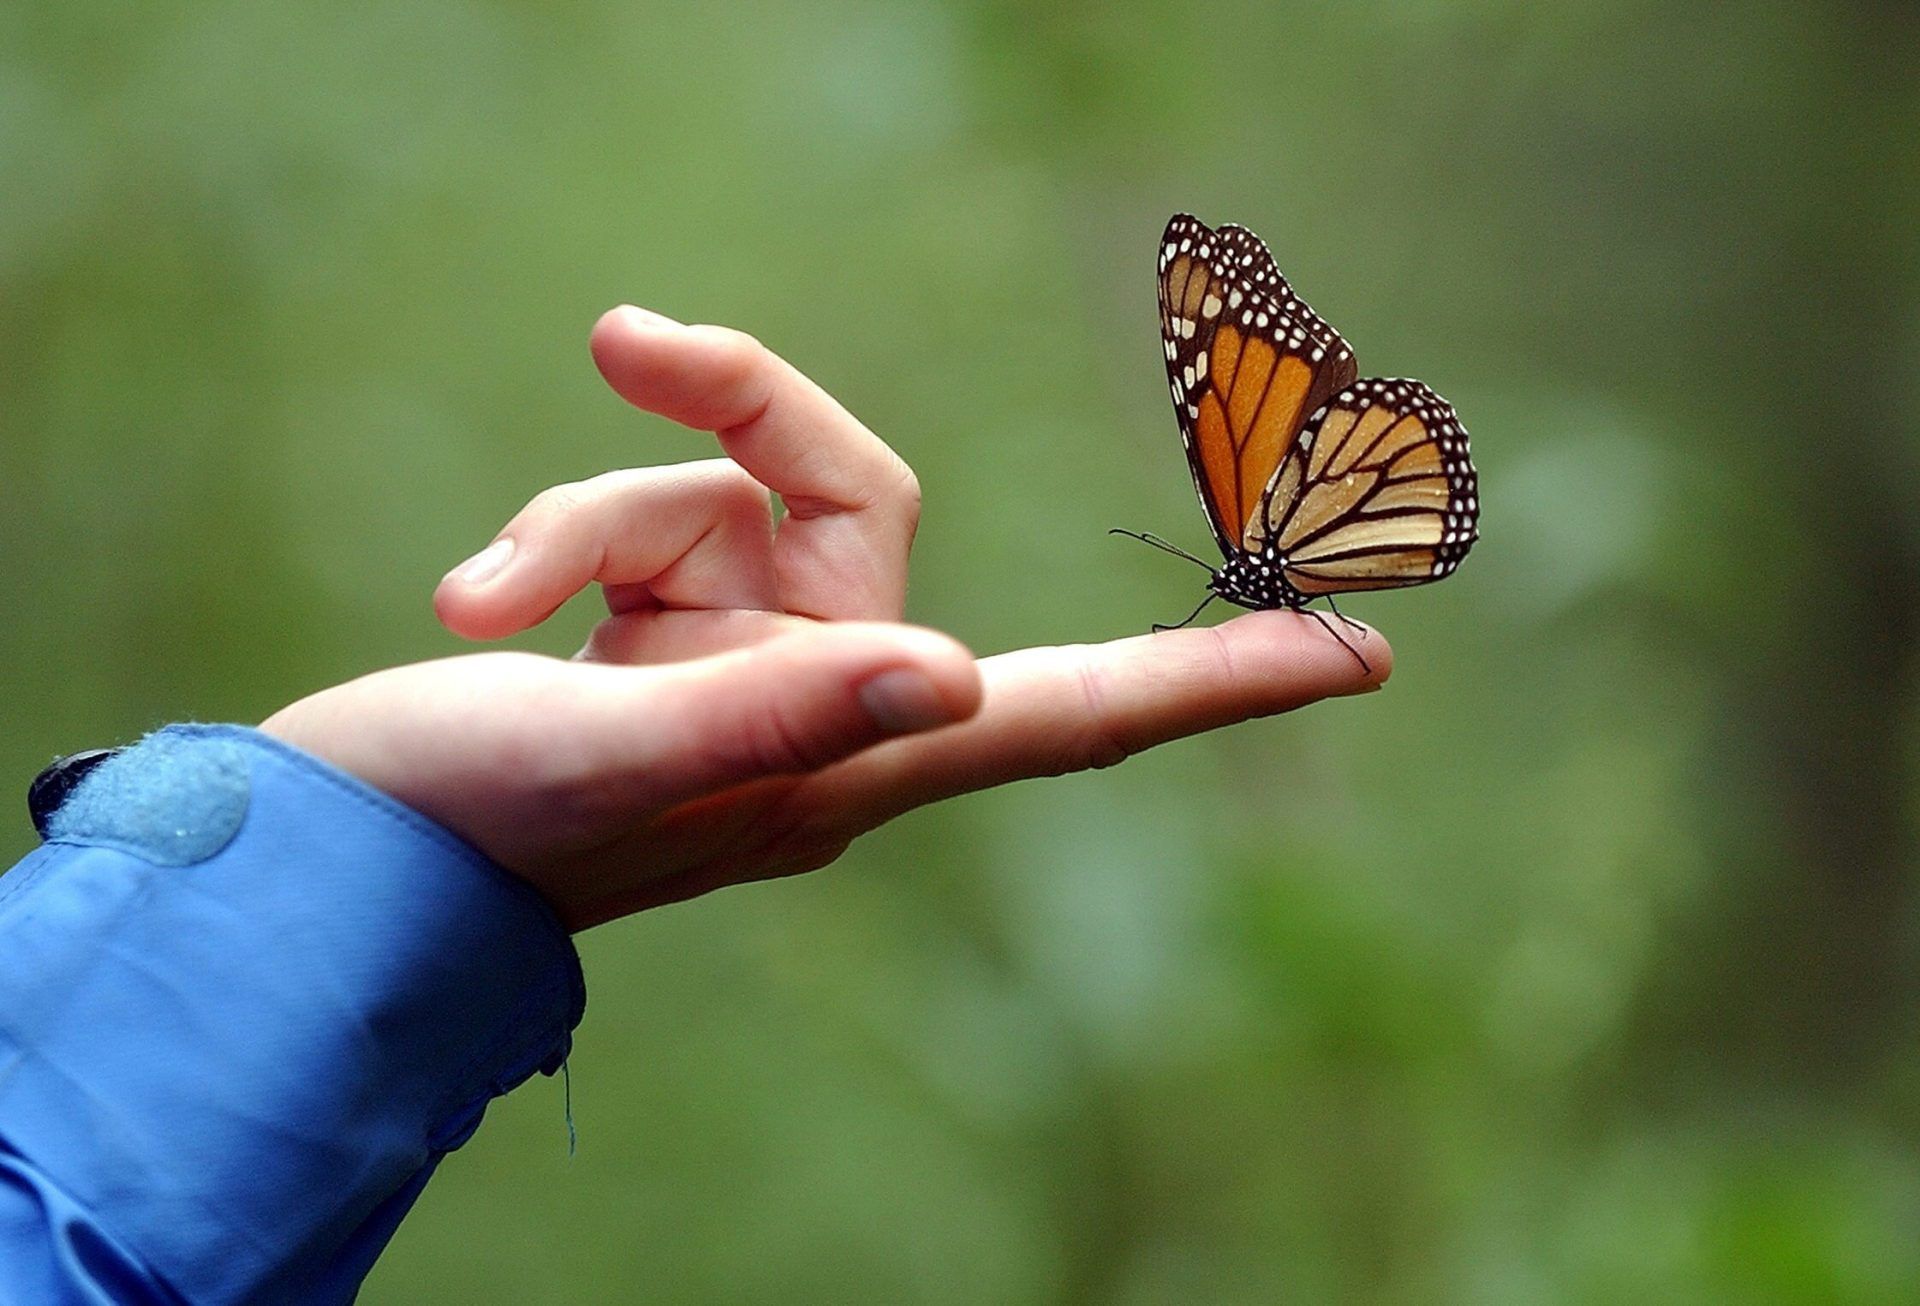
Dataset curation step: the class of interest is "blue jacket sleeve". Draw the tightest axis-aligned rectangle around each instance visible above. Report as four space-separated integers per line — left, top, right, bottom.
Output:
0 725 586 1305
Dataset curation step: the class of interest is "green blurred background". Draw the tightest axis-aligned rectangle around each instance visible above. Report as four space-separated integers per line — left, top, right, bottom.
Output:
5 1 1919 1300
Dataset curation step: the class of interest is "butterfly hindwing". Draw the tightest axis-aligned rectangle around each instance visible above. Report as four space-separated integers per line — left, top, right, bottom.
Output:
1158 214 1357 556
1253 377 1478 593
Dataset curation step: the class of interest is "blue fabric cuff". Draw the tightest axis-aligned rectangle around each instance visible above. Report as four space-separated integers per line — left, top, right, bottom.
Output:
0 724 585 1304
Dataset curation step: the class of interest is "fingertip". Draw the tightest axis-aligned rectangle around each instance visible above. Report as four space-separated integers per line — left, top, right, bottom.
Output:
623 621 987 801
897 628 985 725
858 667 964 734
594 303 681 335
591 304 682 371
431 579 494 641
433 567 556 644
779 621 984 726
434 538 517 640
710 621 982 750
1211 608 1393 699
1336 619 1393 693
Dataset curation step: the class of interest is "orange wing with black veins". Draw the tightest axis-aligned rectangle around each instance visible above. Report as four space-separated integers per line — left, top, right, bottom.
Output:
1157 213 1357 555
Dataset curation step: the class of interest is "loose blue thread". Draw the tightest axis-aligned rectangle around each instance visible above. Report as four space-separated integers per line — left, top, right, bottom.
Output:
562 1057 577 1157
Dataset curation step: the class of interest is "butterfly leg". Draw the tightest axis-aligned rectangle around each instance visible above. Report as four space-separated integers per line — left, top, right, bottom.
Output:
1324 595 1369 639
1304 605 1372 674
1152 593 1217 633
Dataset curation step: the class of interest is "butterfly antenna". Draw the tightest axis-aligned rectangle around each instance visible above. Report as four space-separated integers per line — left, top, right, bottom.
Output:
1153 593 1217 633
1108 527 1213 572
1305 606 1372 674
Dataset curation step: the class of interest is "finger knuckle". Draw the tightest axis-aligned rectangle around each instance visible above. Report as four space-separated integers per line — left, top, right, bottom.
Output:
522 481 589 528
700 325 769 383
706 324 765 357
891 459 922 529
712 467 774 522
1072 654 1134 771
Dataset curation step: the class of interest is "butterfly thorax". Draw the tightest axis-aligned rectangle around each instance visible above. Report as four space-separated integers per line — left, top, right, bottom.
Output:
1211 549 1307 611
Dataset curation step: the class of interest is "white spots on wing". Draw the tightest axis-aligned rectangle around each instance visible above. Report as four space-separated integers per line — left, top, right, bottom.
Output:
1228 288 1243 309
1310 346 1324 362
1201 293 1221 318
1255 311 1269 328
1163 336 1177 360
1182 364 1195 388
1193 350 1207 380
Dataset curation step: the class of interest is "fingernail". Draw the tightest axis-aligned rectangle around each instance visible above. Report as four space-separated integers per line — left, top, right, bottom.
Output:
858 668 956 734
450 537 514 585
616 304 680 329
1337 679 1386 697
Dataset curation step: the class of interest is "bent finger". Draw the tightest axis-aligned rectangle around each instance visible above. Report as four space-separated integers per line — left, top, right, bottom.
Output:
590 306 920 620
436 461 776 640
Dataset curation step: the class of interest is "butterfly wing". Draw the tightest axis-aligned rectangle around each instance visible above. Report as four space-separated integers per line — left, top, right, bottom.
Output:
1158 214 1357 556
1252 377 1478 592
1210 221 1294 299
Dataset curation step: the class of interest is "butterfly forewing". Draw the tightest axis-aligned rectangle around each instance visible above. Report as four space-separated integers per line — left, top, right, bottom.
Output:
1210 223 1293 298
1256 377 1478 593
1158 214 1357 556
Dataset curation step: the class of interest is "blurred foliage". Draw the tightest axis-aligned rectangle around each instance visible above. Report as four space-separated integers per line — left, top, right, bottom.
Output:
5 0 1920 1301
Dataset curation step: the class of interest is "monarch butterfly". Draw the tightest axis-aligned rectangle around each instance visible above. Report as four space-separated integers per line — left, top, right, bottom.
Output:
1115 214 1478 668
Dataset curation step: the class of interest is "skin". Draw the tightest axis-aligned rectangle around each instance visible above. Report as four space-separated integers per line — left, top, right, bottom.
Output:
261 306 1391 931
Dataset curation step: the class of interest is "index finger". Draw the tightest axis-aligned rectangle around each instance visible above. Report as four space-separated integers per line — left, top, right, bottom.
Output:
798 609 1392 831
590 306 921 621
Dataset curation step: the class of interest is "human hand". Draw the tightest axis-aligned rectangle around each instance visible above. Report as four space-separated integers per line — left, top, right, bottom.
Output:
262 307 1388 929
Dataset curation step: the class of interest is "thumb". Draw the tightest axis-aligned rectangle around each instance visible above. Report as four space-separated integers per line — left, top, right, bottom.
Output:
581 621 983 811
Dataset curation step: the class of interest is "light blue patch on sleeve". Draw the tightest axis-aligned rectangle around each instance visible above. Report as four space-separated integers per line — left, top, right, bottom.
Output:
44 727 251 866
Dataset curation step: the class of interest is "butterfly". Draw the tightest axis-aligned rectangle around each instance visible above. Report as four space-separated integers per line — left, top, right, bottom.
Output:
1115 213 1478 669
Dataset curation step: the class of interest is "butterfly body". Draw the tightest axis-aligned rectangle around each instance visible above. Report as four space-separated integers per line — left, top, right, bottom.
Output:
1136 214 1478 643
1210 544 1307 610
